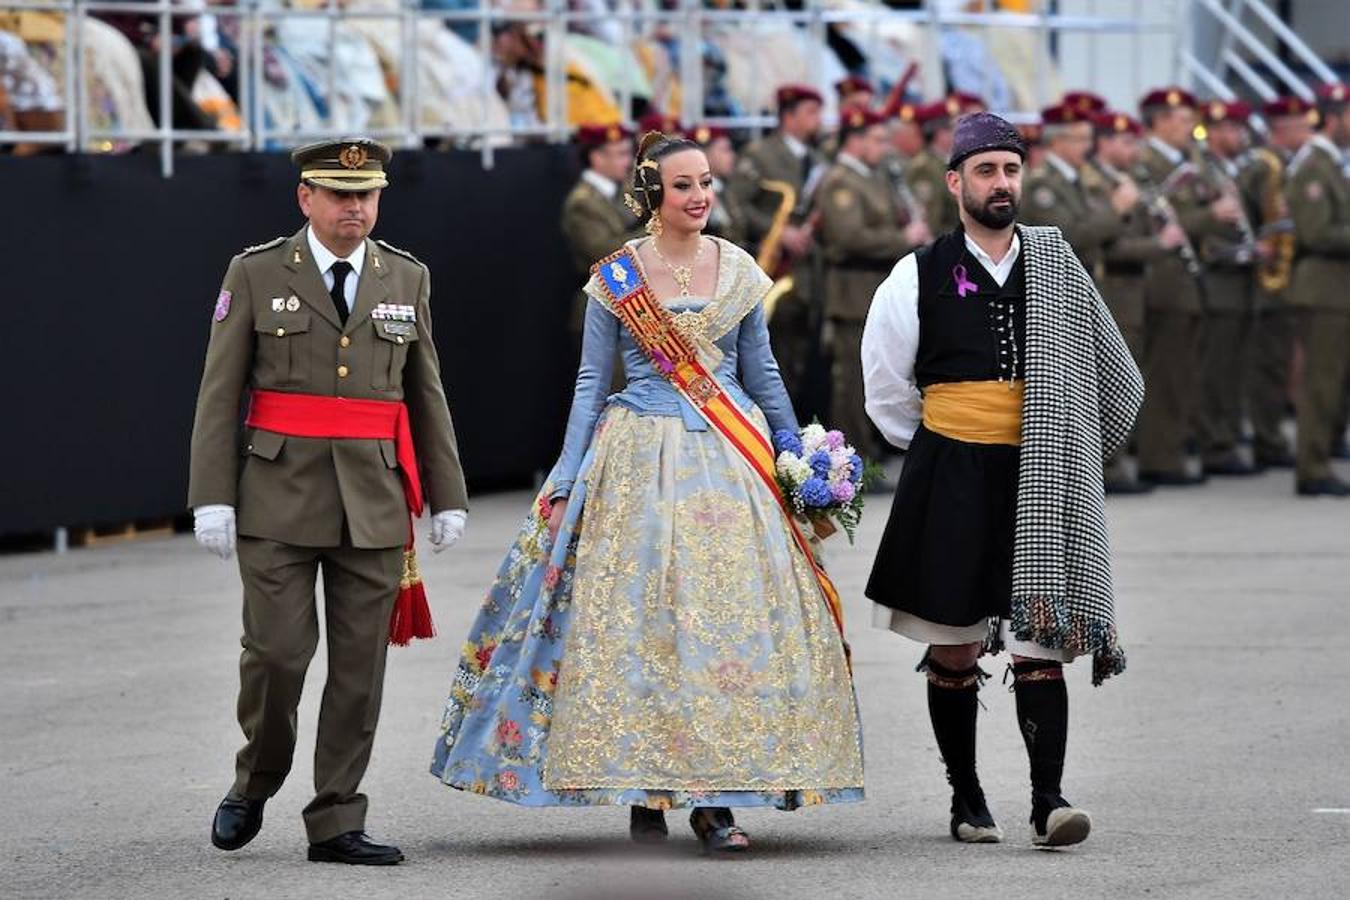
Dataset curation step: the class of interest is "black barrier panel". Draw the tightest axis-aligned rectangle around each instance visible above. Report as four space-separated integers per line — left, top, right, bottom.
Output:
0 147 581 535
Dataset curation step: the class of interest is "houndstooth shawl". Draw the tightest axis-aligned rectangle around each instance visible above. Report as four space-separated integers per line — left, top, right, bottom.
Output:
1006 225 1144 685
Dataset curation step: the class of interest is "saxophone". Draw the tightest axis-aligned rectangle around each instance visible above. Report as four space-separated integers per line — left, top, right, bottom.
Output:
756 179 799 319
1250 147 1295 293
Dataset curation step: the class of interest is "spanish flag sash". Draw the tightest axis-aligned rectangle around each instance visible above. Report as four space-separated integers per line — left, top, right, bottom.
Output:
590 248 849 657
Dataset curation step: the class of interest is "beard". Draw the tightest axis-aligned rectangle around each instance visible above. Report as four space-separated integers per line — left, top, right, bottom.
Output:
962 185 1019 229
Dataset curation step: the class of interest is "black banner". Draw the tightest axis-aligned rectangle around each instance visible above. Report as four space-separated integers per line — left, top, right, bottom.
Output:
0 147 582 535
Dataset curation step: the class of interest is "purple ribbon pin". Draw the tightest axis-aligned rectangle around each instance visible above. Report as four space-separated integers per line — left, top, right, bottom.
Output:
953 265 978 298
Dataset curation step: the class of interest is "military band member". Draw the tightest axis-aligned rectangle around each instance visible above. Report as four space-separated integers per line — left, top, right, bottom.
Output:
730 84 827 410
1017 119 1045 172
836 74 876 110
1133 87 1245 485
1285 83 1350 497
190 139 470 864
688 123 749 247
816 106 931 463
1249 95 1317 469
1020 101 1134 274
637 110 683 138
907 97 965 237
1086 110 1188 493
1196 100 1261 476
888 99 926 166
561 124 643 333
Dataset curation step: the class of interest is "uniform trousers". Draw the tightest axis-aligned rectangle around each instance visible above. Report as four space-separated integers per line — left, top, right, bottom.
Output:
1137 309 1203 475
1101 274 1145 481
1296 309 1350 482
828 318 880 462
1248 301 1295 461
233 535 403 843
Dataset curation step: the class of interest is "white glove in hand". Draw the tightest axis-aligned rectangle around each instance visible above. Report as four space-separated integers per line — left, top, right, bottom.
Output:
429 509 467 553
193 504 236 560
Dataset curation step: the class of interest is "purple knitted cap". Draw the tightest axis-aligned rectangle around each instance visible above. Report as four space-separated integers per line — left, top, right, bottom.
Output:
947 112 1027 170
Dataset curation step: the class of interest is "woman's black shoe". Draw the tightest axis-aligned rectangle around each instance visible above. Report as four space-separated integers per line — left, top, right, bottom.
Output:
629 806 669 843
307 831 404 865
210 791 265 851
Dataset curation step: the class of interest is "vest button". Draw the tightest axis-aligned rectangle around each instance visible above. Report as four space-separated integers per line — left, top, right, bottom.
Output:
340 336 351 348
337 365 349 378
275 328 285 337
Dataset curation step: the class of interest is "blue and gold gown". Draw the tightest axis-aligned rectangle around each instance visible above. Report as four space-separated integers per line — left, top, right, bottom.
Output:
430 237 864 810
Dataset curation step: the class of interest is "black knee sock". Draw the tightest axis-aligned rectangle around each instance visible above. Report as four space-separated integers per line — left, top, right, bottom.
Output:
1011 660 1068 805
924 656 985 799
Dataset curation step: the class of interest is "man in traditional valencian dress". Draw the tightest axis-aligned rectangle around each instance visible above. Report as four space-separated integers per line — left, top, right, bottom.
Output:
862 113 1143 847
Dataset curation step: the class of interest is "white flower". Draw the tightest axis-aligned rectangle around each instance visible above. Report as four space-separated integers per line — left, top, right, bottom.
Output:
801 423 828 454
776 451 813 487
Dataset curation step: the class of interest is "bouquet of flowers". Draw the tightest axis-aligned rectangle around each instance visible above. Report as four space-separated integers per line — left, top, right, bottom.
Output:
772 424 879 543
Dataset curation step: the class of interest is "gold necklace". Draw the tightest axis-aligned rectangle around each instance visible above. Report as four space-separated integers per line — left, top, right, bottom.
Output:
650 237 706 297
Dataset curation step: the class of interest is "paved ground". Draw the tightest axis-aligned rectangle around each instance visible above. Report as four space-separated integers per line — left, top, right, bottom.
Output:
3 462 1349 900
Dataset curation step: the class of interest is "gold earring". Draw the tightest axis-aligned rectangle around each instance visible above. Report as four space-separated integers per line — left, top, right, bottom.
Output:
645 212 664 236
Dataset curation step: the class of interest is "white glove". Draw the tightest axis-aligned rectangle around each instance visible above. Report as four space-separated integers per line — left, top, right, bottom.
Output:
429 509 467 553
194 504 236 560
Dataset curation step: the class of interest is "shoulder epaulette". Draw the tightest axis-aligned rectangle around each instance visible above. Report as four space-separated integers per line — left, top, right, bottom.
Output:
375 239 424 266
240 236 286 256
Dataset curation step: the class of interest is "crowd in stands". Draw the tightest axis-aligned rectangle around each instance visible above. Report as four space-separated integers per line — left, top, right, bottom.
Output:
0 1 1049 153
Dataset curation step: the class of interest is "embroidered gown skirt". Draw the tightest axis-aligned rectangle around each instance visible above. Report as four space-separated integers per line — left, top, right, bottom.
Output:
430 404 864 809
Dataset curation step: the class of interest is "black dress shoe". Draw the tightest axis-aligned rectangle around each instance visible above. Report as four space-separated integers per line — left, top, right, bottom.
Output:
1203 457 1259 476
308 831 404 865
1140 470 1207 487
1255 450 1296 469
1104 478 1155 495
1296 478 1350 497
211 791 265 851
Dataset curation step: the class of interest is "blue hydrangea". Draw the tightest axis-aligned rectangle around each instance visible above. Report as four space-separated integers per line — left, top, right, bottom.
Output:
808 450 832 479
848 454 864 484
773 428 804 456
800 477 833 508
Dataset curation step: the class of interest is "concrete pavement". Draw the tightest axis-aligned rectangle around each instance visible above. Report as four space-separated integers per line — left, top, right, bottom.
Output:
2 463 1348 899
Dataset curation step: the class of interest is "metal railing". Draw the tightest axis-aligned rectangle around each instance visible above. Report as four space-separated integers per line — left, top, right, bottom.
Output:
2 0 1181 174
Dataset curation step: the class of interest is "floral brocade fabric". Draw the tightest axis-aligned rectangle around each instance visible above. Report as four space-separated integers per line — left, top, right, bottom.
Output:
430 406 864 809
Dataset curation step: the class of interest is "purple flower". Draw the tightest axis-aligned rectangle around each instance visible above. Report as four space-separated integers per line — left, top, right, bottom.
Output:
800 477 833 508
808 450 832 479
774 429 803 456
825 430 846 451
848 454 864 484
832 480 856 503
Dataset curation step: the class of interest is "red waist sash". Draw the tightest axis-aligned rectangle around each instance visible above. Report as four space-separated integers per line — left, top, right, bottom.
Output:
244 389 433 645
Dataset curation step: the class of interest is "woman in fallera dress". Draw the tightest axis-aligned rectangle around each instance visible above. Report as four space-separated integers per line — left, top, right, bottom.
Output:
430 132 864 853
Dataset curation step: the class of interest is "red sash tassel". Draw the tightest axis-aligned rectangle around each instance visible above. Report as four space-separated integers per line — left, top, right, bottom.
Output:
245 389 434 646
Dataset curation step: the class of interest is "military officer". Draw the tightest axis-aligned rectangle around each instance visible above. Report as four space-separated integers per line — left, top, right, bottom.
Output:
1285 83 1350 496
561 123 643 333
815 105 931 462
637 110 683 138
730 83 828 413
1017 118 1046 172
1086 110 1189 492
1133 87 1245 485
906 96 966 237
688 123 749 247
1021 101 1135 274
1248 95 1316 469
820 75 877 159
1195 100 1262 476
189 139 470 864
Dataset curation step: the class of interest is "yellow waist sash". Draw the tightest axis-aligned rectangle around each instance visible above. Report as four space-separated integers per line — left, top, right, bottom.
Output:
922 380 1024 446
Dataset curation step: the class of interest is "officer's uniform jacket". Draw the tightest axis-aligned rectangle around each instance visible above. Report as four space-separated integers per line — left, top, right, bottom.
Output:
815 156 915 321
188 226 469 549
904 148 960 237
1286 135 1350 312
560 173 643 329
1195 150 1258 314
1021 153 1123 275
1081 161 1167 340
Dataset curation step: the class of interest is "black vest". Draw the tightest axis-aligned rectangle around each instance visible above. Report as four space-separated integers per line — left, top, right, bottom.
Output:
913 228 1027 388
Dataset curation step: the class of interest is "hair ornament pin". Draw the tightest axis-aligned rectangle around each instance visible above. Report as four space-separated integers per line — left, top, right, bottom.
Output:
623 192 646 217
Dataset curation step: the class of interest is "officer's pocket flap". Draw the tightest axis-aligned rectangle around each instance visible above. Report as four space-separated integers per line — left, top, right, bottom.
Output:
255 312 312 336
378 439 399 469
373 320 419 343
247 429 287 461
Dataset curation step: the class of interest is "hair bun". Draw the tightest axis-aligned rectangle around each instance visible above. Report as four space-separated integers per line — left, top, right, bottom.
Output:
636 130 667 160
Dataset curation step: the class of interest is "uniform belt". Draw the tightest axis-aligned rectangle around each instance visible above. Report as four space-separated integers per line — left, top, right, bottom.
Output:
922 380 1023 446
245 390 423 516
